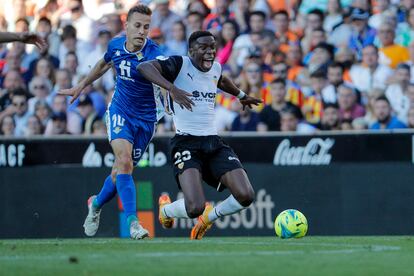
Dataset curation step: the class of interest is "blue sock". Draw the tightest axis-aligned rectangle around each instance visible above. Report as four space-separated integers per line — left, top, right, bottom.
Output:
94 175 117 209
116 174 137 225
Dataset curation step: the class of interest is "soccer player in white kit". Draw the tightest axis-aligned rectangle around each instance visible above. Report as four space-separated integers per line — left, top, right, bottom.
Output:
138 31 261 239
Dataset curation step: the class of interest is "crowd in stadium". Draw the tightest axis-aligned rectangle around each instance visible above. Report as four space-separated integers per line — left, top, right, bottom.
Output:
0 0 414 136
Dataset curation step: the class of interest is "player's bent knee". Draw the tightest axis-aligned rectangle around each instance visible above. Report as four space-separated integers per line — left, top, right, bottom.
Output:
116 154 133 174
237 187 255 207
185 203 205 218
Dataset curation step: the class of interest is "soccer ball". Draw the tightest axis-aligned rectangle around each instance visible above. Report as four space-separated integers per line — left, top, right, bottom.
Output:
274 209 308 239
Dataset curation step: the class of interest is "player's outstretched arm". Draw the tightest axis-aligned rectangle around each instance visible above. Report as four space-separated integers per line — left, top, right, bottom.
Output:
0 32 47 51
58 58 111 104
137 61 194 111
218 75 262 109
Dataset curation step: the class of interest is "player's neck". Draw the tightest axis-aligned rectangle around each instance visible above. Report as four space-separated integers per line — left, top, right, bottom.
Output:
125 40 144 53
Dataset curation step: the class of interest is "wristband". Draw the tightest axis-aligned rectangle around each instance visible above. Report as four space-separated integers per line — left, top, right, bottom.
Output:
237 90 246 99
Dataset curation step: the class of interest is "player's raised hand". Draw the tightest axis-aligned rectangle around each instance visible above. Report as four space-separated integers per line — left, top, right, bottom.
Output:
19 32 48 51
169 85 194 111
239 95 262 110
58 85 84 104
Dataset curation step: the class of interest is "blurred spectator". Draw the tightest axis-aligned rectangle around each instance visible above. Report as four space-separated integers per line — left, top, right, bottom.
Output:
396 8 414 47
364 88 385 126
3 88 30 136
34 99 52 129
268 61 304 107
186 12 204 39
230 0 249 34
187 0 211 18
2 47 30 83
280 106 316 133
27 76 53 114
319 103 340 131
44 112 68 135
36 16 60 58
321 62 344 104
286 44 305 82
51 94 67 114
53 68 72 94
63 51 80 86
79 29 114 92
34 57 56 84
337 83 365 121
307 42 335 74
217 20 239 65
407 106 414 128
302 70 327 125
324 0 343 33
58 24 89 72
203 0 234 34
24 114 43 136
151 0 181 41
328 6 354 48
59 0 95 46
0 115 15 136
165 21 187 56
76 94 100 134
0 70 25 111
378 23 409 69
231 102 260 131
385 63 411 123
238 61 267 110
257 78 301 131
349 44 393 96
231 11 267 69
348 8 376 60
103 13 123 37
370 95 407 129
301 9 324 54
369 0 392 30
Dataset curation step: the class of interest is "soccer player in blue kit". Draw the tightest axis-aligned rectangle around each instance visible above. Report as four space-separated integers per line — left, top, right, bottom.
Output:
59 5 193 239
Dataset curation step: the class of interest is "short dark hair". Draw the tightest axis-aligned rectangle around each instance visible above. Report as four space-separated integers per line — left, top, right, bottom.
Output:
308 9 325 21
375 95 390 105
328 62 343 71
273 10 289 19
188 31 214 48
396 63 410 72
310 69 327 79
127 5 152 21
323 103 339 110
363 44 378 53
15 17 29 26
187 11 203 19
271 78 286 86
249 10 266 20
38 16 51 26
11 87 29 99
61 25 77 41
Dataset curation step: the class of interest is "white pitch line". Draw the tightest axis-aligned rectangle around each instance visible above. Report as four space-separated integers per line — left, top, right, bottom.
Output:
0 246 400 261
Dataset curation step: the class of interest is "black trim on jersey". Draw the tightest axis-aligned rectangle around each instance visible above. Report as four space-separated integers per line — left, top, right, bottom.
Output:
157 55 183 83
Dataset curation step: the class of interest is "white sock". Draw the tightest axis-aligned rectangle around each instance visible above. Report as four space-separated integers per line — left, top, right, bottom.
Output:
162 198 189 218
208 195 245 222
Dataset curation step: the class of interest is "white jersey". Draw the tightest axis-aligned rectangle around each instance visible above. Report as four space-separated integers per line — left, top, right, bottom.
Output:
159 56 222 136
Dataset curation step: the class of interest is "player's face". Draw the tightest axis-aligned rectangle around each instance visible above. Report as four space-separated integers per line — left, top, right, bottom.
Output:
190 36 216 71
126 12 151 50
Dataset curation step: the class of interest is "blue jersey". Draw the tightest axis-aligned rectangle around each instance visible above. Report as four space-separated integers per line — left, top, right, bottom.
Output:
104 36 162 122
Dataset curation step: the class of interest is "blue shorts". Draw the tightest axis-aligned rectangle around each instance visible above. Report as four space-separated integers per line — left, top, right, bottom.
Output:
106 103 156 166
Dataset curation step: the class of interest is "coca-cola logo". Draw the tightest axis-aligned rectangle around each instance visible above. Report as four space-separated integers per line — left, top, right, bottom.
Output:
273 138 335 166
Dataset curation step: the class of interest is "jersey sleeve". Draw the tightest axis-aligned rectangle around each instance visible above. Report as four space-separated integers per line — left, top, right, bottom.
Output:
103 40 113 63
156 55 183 83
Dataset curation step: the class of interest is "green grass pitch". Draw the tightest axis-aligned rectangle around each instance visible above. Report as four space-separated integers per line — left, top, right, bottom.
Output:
1 237 413 275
